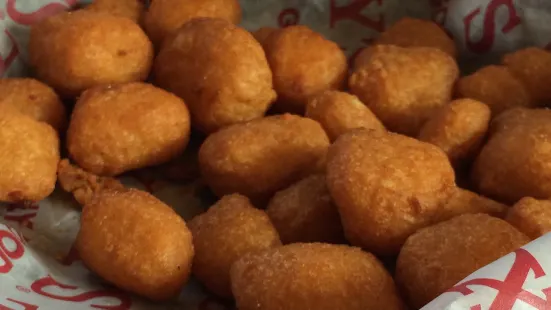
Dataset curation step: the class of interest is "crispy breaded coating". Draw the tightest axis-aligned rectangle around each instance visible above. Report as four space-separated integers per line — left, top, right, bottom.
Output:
67 83 190 176
29 11 153 98
266 174 344 244
188 194 280 297
375 17 456 58
456 65 532 116
199 114 329 206
418 99 490 165
85 0 144 23
305 91 385 141
503 47 551 105
0 78 66 131
231 243 405 310
144 0 241 47
349 45 458 136
396 214 529 309
507 197 551 240
154 18 276 133
0 112 59 202
326 129 456 255
251 27 277 48
437 188 508 222
264 25 348 113
76 188 194 300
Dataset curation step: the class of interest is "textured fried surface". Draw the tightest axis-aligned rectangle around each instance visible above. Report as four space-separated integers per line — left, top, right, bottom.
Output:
503 47 551 105
144 0 241 47
188 194 280 297
76 189 194 301
29 11 153 98
85 0 144 23
396 214 529 309
305 91 385 141
264 25 348 113
0 112 59 202
472 108 551 203
266 174 344 244
418 99 490 164
437 188 508 221
154 18 276 133
456 65 532 116
231 243 405 310
349 45 458 136
375 17 456 57
67 83 190 176
326 129 455 255
199 114 329 205
0 78 66 131
507 197 551 240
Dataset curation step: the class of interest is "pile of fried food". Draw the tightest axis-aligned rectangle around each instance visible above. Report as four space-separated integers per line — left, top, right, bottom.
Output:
2 0 551 309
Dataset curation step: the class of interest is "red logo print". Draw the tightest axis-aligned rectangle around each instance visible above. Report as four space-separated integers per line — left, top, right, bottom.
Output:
278 8 300 27
447 248 551 310
0 30 19 77
463 0 521 54
0 226 25 274
6 0 76 26
0 299 38 310
3 203 39 230
329 0 385 32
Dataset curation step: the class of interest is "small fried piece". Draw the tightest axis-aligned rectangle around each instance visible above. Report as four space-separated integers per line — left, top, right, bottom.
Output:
85 0 144 23
437 188 508 222
326 129 455 255
231 243 405 310
305 90 385 141
266 174 344 244
503 47 551 105
507 197 551 240
349 45 458 136
0 78 66 131
396 214 529 309
189 194 281 297
418 99 490 165
251 27 277 48
375 17 456 58
264 25 348 113
456 65 532 116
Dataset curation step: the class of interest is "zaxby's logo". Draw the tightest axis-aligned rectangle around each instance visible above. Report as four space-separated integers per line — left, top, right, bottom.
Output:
0 226 25 274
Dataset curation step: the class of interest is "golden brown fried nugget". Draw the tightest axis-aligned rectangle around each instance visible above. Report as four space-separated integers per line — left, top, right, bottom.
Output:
67 83 190 176
349 45 458 136
199 114 329 205
375 17 456 58
456 65 532 116
326 129 455 255
189 194 280 297
251 27 277 48
396 214 529 309
418 99 490 165
507 197 551 240
231 243 405 310
437 188 508 222
264 25 348 113
77 188 194 300
503 47 551 105
0 112 59 202
0 78 66 131
29 11 152 98
305 91 385 141
144 0 241 47
155 18 276 133
266 174 344 244
85 0 144 23
472 108 551 203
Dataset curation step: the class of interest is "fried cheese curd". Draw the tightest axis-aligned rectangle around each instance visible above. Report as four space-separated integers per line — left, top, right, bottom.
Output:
251 27 277 48
437 188 508 222
503 47 551 105
375 17 456 58
154 18 276 133
472 108 551 203
266 174 345 244
305 90 385 141
76 188 194 301
326 129 455 255
349 45 459 136
456 65 532 116
84 0 145 23
144 0 241 47
396 214 529 309
418 99 491 165
199 114 329 205
0 78 66 131
264 25 348 113
0 112 59 202
29 11 153 98
507 197 551 240
188 194 281 297
231 243 405 310
67 83 190 176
